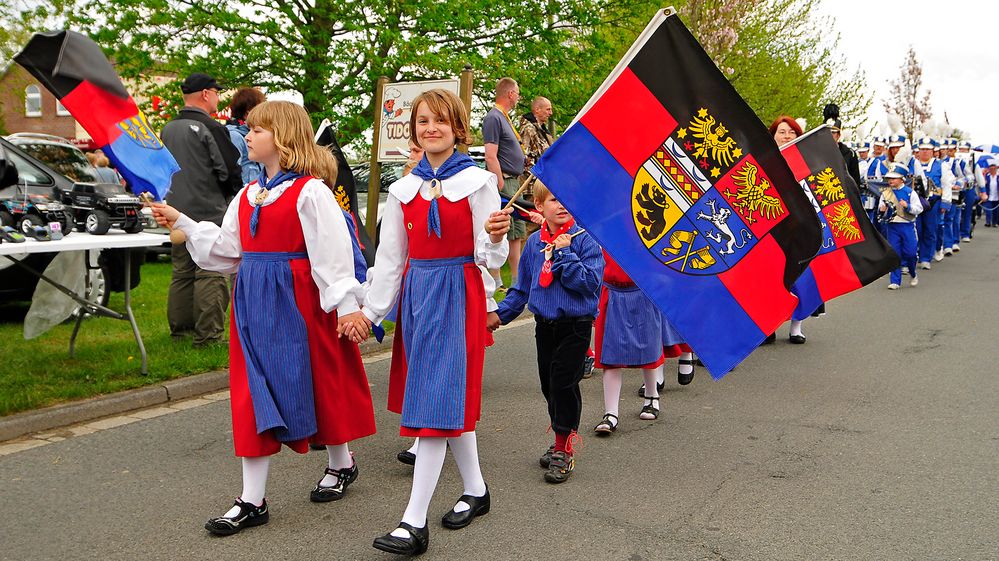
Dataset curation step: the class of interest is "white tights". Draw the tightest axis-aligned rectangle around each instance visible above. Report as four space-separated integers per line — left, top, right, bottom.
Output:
392 431 486 538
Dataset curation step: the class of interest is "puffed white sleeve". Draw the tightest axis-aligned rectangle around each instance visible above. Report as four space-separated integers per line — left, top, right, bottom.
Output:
361 194 408 324
297 180 364 315
174 192 243 275
469 179 510 313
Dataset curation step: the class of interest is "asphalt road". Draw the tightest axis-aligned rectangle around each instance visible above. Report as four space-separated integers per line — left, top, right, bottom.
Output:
2 230 998 561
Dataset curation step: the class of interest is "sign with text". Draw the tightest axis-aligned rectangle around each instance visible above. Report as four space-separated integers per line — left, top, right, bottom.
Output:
377 79 460 162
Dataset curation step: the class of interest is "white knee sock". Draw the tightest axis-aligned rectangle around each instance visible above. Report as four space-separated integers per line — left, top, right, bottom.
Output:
602 368 623 418
319 443 352 487
393 437 447 537
447 431 487 513
678 353 694 376
790 320 804 337
406 438 419 455
642 366 661 398
655 363 666 385
227 456 270 517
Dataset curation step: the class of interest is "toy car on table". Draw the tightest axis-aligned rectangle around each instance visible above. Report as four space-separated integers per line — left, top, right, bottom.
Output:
58 182 144 235
0 190 73 235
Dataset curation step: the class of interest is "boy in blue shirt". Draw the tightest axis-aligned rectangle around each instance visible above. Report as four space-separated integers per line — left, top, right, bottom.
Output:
488 181 604 484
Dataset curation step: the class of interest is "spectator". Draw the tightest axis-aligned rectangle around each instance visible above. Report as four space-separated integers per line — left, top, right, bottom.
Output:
483 77 527 290
402 137 424 176
519 96 554 171
86 151 123 184
160 72 242 347
226 87 266 185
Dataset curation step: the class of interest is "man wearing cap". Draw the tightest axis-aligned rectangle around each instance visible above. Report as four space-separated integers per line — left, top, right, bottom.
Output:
160 72 243 347
940 139 964 254
878 162 922 289
956 140 979 240
856 141 878 223
910 136 954 268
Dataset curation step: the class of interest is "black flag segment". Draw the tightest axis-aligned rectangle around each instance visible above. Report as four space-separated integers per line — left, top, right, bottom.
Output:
315 120 374 265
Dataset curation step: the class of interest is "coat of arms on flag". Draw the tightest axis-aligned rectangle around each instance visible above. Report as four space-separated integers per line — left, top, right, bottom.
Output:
533 8 822 377
781 127 899 319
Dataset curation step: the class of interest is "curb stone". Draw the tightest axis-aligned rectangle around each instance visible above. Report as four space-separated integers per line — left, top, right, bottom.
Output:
0 332 396 443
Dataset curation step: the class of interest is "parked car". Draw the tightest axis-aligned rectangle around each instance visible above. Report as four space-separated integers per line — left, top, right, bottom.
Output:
0 137 143 305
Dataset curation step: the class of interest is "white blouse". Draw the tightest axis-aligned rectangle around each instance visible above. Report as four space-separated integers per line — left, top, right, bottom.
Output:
174 177 364 314
361 166 510 325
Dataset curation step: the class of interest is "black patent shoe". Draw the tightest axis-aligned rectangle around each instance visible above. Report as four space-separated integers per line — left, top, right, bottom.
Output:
637 381 665 397
373 522 429 555
677 358 695 385
205 498 269 536
761 333 777 345
441 487 490 529
788 334 806 345
310 462 358 502
397 449 416 466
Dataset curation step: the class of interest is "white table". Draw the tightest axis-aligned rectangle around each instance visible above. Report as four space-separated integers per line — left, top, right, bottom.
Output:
1 231 169 374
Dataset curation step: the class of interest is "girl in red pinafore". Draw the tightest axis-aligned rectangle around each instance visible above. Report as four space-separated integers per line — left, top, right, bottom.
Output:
152 101 376 536
338 89 511 556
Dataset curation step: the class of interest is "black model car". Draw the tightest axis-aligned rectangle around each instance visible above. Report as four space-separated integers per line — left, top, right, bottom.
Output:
0 137 142 304
58 182 144 235
0 188 73 235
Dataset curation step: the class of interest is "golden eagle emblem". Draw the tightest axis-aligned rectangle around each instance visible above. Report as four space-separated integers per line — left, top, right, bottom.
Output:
827 203 861 241
725 161 784 225
687 108 740 168
812 167 845 205
334 184 351 212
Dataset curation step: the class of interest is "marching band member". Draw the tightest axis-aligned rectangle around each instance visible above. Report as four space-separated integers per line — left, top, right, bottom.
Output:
879 162 923 289
910 136 954 269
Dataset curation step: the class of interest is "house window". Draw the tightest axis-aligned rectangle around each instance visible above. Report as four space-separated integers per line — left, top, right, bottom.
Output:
56 100 70 116
25 85 42 117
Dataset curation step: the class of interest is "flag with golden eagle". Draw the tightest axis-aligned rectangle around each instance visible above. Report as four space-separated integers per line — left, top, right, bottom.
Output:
531 9 822 377
781 126 900 320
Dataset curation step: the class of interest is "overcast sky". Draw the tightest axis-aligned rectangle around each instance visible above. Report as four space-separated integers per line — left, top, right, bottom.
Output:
819 0 998 144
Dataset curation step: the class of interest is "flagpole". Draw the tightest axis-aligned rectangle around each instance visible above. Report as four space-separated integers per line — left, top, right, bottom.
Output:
502 173 535 211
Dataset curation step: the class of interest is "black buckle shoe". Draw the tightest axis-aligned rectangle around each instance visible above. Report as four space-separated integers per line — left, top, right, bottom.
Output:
441 486 490 529
637 381 665 397
310 462 358 503
789 334 806 345
205 498 269 536
677 358 695 385
397 449 416 466
373 521 429 555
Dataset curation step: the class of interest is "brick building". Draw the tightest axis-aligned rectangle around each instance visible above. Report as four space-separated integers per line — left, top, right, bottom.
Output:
0 63 83 140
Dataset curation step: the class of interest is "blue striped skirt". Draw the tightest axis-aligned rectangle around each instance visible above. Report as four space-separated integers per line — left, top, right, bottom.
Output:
661 312 686 348
399 256 471 430
233 251 316 442
600 284 664 366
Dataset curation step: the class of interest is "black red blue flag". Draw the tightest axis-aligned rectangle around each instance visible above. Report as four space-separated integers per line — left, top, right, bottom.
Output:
315 119 375 266
14 30 179 200
532 9 822 377
781 127 900 318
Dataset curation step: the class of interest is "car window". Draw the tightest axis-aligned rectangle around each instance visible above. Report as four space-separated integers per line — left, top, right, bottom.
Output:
6 150 54 186
14 143 101 183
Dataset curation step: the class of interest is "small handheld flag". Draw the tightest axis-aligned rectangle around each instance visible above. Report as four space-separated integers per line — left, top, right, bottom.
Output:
14 30 179 200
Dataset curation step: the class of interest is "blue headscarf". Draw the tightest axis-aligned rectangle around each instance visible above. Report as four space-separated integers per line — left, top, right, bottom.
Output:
409 150 477 238
249 170 303 237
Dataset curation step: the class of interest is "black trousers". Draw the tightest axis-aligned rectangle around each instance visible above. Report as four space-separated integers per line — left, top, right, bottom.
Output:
534 317 593 435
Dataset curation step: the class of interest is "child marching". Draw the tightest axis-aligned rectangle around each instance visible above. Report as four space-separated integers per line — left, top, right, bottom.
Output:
338 88 511 556
151 100 377 535
879 162 924 289
490 181 604 484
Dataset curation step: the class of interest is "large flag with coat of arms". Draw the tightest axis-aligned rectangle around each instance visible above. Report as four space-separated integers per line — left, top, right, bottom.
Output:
781 127 900 320
532 8 822 377
15 30 179 200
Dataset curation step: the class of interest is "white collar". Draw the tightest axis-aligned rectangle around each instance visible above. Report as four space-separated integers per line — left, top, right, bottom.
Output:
245 177 305 207
389 166 494 204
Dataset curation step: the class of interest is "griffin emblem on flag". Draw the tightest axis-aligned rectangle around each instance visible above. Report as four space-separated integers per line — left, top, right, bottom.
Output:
632 107 787 275
117 113 163 150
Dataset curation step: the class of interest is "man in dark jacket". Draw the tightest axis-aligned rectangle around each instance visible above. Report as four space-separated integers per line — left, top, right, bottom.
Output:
160 73 242 347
